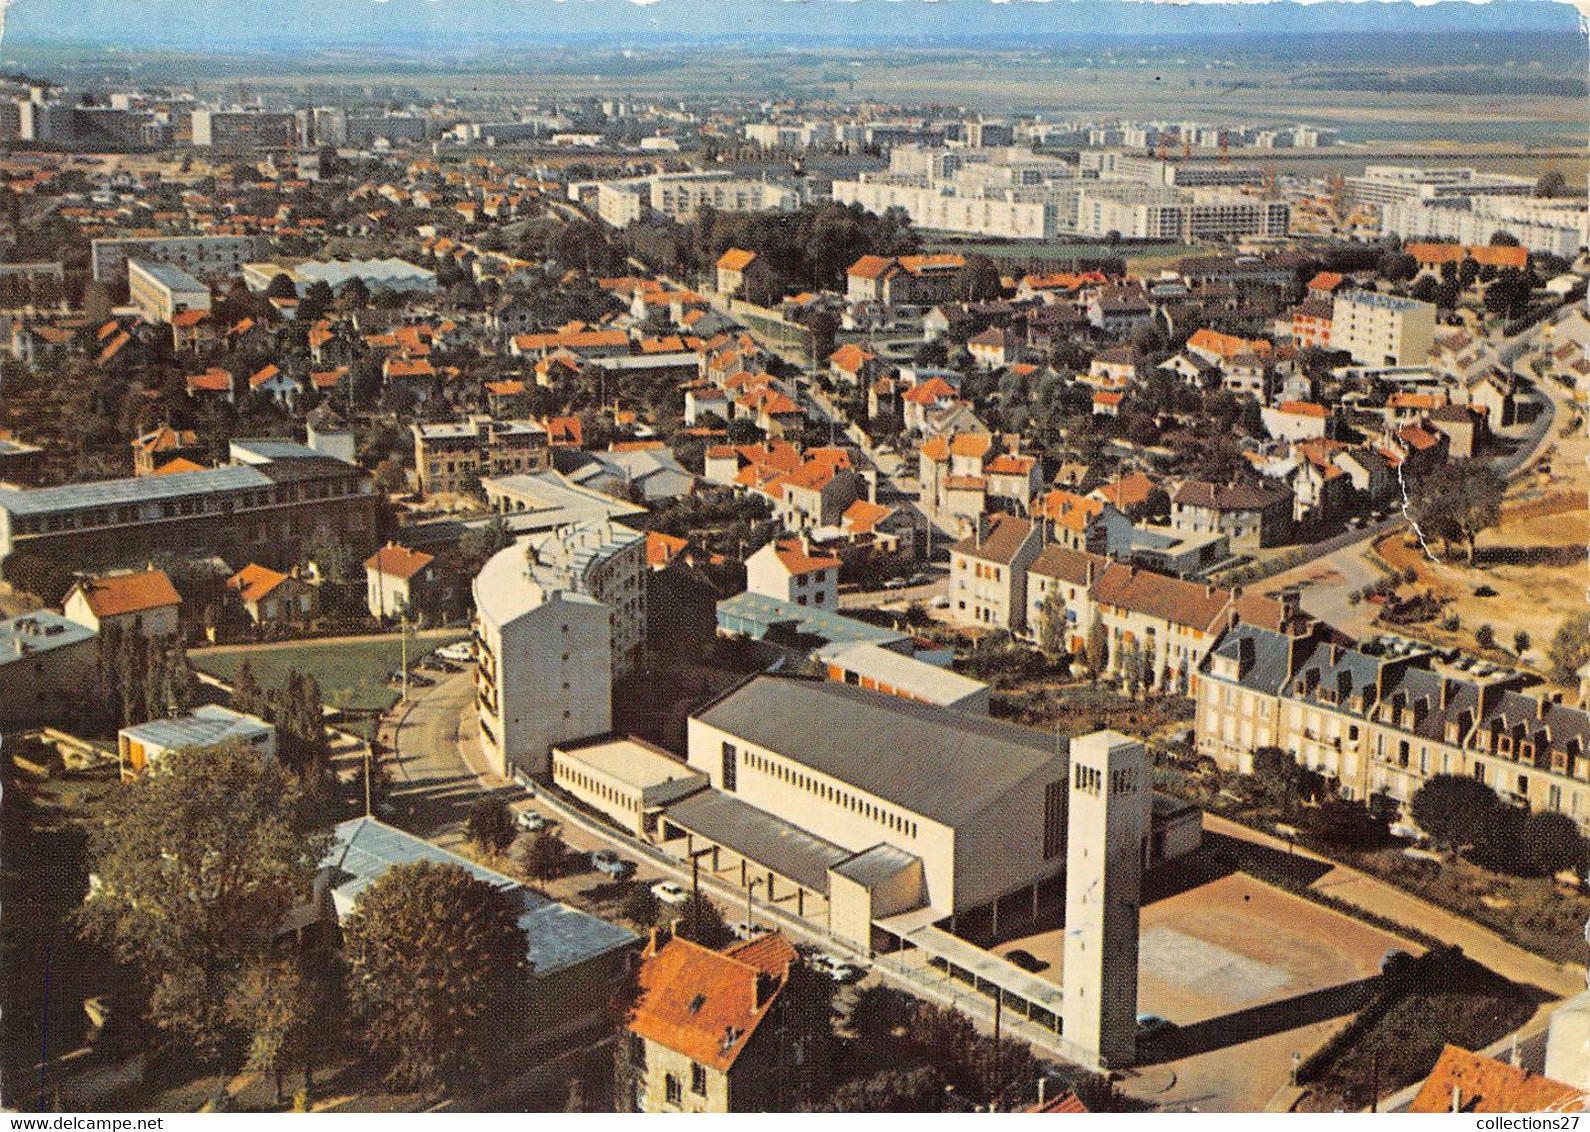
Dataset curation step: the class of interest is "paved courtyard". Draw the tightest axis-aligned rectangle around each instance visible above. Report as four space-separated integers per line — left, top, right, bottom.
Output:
991 871 1416 1111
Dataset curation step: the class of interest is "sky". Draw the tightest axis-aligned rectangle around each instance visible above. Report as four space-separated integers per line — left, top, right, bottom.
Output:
0 0 1581 48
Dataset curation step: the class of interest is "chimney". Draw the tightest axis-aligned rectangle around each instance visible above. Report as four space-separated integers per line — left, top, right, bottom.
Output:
1085 559 1095 586
753 970 777 1011
1451 1086 1461 1114
1538 694 1549 721
1440 675 1451 711
1206 581 1216 599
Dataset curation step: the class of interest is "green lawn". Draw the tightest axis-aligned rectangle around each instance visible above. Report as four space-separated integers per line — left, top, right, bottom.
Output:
190 634 467 716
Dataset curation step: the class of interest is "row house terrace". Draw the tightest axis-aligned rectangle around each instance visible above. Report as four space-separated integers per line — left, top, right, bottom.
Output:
1197 622 1590 828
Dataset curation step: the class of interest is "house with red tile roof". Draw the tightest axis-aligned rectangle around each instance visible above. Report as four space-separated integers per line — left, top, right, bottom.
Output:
131 424 202 476
1091 390 1124 416
715 247 758 297
1260 400 1331 443
828 342 881 387
227 563 317 626
1171 479 1293 551
364 542 445 621
746 534 842 608
1410 1046 1584 1114
625 930 803 1112
63 569 182 636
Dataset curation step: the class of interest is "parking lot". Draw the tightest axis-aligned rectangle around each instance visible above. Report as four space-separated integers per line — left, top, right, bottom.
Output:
990 871 1416 1111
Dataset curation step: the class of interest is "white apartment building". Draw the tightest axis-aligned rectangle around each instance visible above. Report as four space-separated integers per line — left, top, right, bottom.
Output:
472 521 647 779
1345 165 1535 209
1382 194 1590 258
1075 186 1289 242
127 258 210 324
596 181 648 228
833 177 1057 239
1333 290 1438 369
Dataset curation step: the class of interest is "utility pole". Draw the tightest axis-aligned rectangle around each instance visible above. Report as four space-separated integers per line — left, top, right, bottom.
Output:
399 612 410 702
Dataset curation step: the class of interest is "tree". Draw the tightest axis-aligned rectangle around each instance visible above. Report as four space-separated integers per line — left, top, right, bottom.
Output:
1548 615 1590 685
517 828 566 884
1411 773 1501 852
1522 811 1588 878
1514 630 1532 657
1536 170 1569 198
1085 620 1109 676
465 797 517 860
672 891 732 949
343 860 527 1090
1036 596 1068 662
227 959 314 1103
1476 624 1498 651
826 1065 948 1112
953 255 1003 303
1410 459 1504 564
621 884 659 927
1490 230 1521 247
1378 251 1418 282
1252 745 1302 806
266 272 300 300
373 455 408 495
75 744 326 1061
340 276 370 310
1304 797 1388 849
298 280 334 324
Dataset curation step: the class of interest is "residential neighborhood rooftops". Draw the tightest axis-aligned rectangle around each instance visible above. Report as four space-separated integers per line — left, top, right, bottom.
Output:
365 543 435 580
716 591 909 650
951 514 1034 564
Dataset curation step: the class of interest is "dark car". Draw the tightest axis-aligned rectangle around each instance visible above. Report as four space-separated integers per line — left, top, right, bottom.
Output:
1004 949 1050 973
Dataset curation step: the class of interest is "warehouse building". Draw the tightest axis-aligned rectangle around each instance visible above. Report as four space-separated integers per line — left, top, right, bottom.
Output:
552 735 709 837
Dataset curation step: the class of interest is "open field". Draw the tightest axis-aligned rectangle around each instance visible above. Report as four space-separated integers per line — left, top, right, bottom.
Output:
1372 500 1587 681
190 632 467 715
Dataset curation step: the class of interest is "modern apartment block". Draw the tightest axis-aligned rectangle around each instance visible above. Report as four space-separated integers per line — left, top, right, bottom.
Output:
472 521 647 779
1196 622 1590 828
127 258 210 324
188 108 297 148
1332 290 1438 369
91 235 256 285
412 416 549 497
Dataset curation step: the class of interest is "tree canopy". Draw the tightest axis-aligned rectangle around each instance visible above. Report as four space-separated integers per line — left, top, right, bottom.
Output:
1409 459 1505 564
343 860 528 1090
1411 773 1501 851
76 744 327 1060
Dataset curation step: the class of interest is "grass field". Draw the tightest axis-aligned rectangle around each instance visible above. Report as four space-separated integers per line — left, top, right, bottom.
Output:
189 632 467 715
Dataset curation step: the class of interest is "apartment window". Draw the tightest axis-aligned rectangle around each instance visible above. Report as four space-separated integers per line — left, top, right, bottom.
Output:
665 1074 682 1106
1473 763 1486 785
691 1063 707 1097
1518 774 1529 798
1550 784 1563 811
721 743 737 792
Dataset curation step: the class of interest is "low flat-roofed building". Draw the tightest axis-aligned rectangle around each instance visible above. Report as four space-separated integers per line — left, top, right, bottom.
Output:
128 257 210 324
715 591 911 652
118 704 275 776
552 735 709 836
0 611 98 727
321 817 637 1039
482 470 647 535
815 640 990 713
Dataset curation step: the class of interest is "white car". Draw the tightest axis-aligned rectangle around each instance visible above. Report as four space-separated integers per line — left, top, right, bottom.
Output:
436 641 474 663
515 811 548 833
651 881 690 905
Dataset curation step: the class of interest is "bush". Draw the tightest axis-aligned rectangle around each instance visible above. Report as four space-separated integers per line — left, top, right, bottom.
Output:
1475 624 1497 650
1412 773 1502 851
1521 811 1588 878
1305 798 1391 849
1440 614 1462 632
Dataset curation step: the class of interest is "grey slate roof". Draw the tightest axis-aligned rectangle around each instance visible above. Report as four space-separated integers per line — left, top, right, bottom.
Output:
693 676 1068 827
662 788 853 894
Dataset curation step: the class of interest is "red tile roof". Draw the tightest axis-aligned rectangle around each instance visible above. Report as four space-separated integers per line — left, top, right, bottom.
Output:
646 531 689 569
951 514 1035 564
629 933 798 1072
227 563 291 604
70 569 181 618
1410 1046 1584 1114
716 247 756 272
769 535 841 575
364 544 435 581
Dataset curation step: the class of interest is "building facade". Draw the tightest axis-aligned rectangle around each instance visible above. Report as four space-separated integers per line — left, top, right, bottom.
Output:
413 416 550 497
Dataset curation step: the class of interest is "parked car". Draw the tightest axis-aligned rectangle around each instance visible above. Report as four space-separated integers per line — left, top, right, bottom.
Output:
930 596 951 610
407 673 434 689
651 881 689 905
883 577 909 590
1004 949 1049 973
731 920 770 941
516 810 548 833
1136 1014 1175 1041
437 641 474 663
591 849 633 879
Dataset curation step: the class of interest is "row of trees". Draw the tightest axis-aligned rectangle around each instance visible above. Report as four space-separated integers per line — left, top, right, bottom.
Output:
1411 774 1588 877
